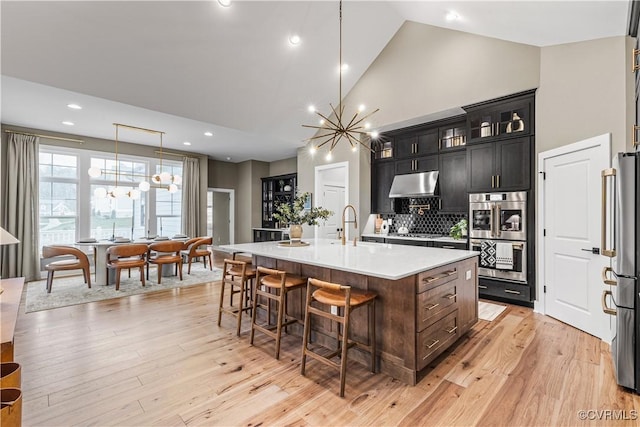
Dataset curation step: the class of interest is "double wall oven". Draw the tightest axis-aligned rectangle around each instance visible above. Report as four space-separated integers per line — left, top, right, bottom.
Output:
469 191 527 283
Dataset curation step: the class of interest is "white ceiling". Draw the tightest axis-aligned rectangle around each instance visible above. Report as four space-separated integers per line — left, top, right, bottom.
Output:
0 1 630 163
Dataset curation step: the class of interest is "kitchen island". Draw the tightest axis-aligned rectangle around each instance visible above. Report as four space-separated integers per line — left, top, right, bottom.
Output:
220 238 479 385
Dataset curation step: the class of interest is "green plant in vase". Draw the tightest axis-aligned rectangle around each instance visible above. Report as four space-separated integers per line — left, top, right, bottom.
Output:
272 192 332 243
449 218 468 240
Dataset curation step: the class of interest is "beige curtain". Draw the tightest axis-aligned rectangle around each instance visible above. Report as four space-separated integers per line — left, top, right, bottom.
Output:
181 157 201 238
1 133 40 280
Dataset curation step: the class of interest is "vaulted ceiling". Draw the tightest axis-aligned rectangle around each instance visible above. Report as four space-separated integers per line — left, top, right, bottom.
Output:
0 1 630 162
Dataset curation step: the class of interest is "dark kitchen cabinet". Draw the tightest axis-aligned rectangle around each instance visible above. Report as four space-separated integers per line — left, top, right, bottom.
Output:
395 129 439 159
371 160 395 214
395 154 439 175
439 120 467 151
261 173 297 228
465 91 534 144
438 151 467 213
467 137 531 193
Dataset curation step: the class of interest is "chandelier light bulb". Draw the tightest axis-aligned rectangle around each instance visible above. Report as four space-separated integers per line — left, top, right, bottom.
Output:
364 122 371 129
218 0 231 7
112 187 125 198
309 145 317 155
358 104 366 112
129 189 141 200
88 166 102 178
173 175 182 185
325 151 333 161
152 174 161 184
168 184 178 193
370 130 380 139
307 105 316 113
139 181 151 192
351 145 358 152
94 187 107 198
159 172 171 183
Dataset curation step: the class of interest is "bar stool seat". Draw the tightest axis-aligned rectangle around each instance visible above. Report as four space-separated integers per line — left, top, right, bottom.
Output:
250 267 307 359
301 278 377 397
218 259 257 336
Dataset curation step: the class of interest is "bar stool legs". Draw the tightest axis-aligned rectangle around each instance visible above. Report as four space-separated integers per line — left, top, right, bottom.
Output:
217 259 256 336
250 266 307 359
300 278 377 397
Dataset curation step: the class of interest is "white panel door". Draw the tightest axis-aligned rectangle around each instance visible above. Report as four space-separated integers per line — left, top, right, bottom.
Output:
318 184 344 239
543 141 609 339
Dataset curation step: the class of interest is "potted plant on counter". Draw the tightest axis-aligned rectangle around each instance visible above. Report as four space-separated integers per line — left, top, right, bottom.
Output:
449 218 468 240
272 192 332 244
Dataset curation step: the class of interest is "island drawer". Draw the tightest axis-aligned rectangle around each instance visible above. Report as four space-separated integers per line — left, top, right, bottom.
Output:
417 280 458 331
417 310 459 371
417 264 458 293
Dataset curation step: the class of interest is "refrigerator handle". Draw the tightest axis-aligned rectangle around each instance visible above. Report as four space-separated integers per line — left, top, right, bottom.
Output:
601 266 617 286
601 290 617 316
601 168 617 258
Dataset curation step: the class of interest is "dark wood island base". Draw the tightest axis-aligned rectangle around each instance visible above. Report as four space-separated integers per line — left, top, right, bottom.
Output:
254 255 478 385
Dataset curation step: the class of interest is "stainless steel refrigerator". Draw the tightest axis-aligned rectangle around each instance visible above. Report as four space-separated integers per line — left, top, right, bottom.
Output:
602 152 639 392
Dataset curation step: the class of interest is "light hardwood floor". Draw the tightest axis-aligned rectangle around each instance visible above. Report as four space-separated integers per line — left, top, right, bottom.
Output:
13 253 640 426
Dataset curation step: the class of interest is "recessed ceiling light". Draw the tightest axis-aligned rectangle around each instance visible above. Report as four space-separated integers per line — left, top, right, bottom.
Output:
183 141 191 146
308 105 316 113
218 0 231 7
62 121 74 126
204 131 213 137
67 103 82 110
339 63 349 73
226 156 232 161
446 11 461 21
289 34 301 46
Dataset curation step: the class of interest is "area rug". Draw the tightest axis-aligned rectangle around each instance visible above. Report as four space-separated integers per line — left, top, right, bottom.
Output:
25 265 222 313
478 301 507 321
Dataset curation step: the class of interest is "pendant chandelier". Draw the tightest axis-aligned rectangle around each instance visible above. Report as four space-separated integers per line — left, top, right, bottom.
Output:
302 0 379 156
88 123 181 198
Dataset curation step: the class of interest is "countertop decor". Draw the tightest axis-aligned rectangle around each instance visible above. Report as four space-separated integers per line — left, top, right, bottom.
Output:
271 192 332 226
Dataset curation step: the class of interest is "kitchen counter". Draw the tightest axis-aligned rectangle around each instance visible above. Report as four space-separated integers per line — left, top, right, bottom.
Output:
361 233 464 244
220 238 476 281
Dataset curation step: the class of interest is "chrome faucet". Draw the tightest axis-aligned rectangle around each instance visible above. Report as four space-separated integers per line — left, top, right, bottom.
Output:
341 204 358 245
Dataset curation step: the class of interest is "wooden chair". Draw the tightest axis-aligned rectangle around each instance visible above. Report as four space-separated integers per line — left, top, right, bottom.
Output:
250 266 307 359
218 259 257 336
181 237 213 273
300 278 377 397
105 244 148 291
147 240 184 285
42 245 92 293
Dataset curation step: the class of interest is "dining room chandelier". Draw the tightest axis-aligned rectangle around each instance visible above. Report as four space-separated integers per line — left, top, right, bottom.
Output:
87 123 181 199
302 0 379 156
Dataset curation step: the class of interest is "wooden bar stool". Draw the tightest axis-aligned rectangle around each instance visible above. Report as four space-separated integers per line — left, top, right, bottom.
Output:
250 266 307 359
300 278 377 397
217 259 257 336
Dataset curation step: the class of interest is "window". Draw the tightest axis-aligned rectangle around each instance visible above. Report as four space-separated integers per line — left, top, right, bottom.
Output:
39 151 78 247
155 162 182 237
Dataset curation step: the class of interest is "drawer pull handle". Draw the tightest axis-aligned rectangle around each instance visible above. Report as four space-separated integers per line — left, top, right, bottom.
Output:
444 293 457 300
423 270 456 283
426 339 440 349
426 303 440 311
478 285 488 289
504 289 521 295
445 326 458 334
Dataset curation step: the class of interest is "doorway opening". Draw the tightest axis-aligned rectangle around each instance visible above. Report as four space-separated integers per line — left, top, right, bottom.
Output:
207 188 234 246
314 162 349 240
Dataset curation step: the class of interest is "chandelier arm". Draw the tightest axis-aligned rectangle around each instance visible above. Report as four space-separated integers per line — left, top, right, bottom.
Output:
305 132 343 141
315 136 337 149
350 108 381 127
316 107 343 130
329 135 341 151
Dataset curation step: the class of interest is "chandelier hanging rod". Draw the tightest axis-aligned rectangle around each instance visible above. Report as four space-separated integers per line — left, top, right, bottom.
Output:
113 123 165 135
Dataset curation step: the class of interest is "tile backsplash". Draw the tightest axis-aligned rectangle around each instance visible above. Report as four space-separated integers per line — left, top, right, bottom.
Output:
380 197 466 236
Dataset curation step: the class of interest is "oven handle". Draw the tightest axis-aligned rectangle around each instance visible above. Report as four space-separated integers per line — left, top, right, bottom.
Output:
601 168 616 258
490 205 495 238
470 240 524 250
495 205 501 238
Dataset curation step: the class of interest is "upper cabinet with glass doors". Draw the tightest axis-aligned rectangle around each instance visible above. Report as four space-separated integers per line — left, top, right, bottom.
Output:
465 90 535 144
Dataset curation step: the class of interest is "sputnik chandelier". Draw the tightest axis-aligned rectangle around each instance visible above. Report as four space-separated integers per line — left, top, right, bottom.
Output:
303 0 379 155
87 123 181 199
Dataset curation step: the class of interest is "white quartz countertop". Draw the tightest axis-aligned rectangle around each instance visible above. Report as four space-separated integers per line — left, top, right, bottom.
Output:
252 227 289 232
220 238 477 281
361 233 465 244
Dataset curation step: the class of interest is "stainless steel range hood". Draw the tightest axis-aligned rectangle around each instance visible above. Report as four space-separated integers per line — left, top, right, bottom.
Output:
388 171 439 198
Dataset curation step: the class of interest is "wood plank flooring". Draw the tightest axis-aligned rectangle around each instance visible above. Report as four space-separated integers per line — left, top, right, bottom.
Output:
11 252 640 426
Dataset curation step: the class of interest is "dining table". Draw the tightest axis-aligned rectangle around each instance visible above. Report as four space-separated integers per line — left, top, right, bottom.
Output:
76 237 189 286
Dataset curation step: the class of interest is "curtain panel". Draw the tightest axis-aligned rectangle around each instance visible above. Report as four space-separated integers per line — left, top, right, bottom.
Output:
181 157 200 238
1 133 40 280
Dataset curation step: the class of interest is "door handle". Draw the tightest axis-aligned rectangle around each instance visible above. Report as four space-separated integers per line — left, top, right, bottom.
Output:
601 290 617 316
601 168 617 257
602 266 617 286
581 247 600 254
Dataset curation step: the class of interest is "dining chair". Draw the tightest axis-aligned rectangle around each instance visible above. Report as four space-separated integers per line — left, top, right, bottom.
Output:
181 236 213 274
42 245 92 293
147 240 184 284
105 244 148 291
